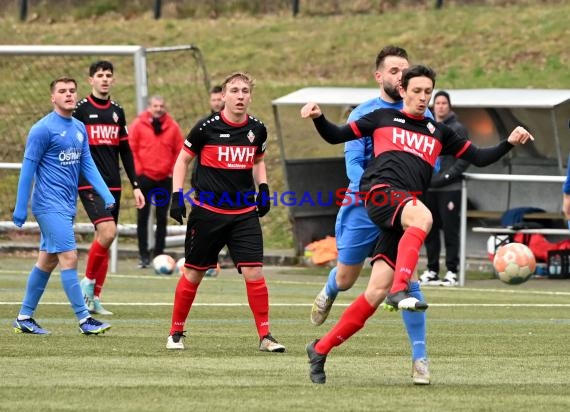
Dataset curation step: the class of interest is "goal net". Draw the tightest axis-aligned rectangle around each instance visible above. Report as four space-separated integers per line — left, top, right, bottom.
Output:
0 44 210 223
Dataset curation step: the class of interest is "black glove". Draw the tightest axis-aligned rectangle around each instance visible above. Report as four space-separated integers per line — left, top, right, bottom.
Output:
170 192 186 224
256 183 271 217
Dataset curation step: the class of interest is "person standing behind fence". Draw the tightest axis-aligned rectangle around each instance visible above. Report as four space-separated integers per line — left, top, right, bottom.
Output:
129 95 183 268
563 149 570 226
11 76 113 336
74 60 145 316
166 72 285 353
420 91 470 286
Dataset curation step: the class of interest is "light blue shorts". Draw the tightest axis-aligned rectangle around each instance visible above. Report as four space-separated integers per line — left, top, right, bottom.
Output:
335 201 380 265
36 212 76 253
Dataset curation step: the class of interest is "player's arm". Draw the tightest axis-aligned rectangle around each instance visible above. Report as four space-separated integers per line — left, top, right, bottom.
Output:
300 102 360 144
169 148 194 224
13 124 50 227
13 158 38 227
79 124 115 209
345 138 368 186
450 126 533 167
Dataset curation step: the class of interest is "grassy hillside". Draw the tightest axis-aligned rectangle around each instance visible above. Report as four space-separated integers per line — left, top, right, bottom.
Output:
0 2 568 248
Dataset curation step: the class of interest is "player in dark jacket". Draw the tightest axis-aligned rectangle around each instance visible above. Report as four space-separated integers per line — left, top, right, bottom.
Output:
421 90 470 286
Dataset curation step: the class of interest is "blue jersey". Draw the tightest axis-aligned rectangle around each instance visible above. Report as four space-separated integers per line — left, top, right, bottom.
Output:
564 154 570 194
24 111 91 216
345 98 434 192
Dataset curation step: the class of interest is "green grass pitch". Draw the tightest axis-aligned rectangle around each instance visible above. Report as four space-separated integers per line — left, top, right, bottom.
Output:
1 256 569 411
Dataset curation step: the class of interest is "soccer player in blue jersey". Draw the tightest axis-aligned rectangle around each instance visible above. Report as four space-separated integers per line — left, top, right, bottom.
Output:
11 76 115 335
309 46 432 384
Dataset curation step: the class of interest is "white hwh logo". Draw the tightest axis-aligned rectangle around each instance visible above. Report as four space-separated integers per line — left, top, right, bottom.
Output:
217 146 256 163
392 128 435 155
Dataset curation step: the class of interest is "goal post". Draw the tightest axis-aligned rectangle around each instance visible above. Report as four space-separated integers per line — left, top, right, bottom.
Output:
0 43 210 221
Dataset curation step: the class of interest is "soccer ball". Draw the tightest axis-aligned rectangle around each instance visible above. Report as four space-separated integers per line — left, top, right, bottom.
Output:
152 254 176 275
176 257 186 275
205 263 221 277
493 242 536 285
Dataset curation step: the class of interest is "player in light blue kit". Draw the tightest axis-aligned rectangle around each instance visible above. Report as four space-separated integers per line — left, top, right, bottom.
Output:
12 76 115 335
309 46 431 384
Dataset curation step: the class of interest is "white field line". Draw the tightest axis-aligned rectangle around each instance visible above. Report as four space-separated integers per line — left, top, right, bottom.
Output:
1 302 570 307
2 269 570 297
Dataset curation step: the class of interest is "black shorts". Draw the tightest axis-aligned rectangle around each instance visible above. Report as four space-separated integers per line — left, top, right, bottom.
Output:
79 188 121 226
184 206 263 273
365 186 419 269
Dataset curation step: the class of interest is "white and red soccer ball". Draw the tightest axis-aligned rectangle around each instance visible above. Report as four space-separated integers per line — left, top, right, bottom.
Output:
493 242 536 285
152 254 176 275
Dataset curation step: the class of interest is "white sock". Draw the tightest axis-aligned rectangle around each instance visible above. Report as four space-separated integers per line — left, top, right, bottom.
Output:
17 314 31 321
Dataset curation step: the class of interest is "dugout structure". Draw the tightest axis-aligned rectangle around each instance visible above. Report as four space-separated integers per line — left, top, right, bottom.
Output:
272 87 570 255
0 44 210 223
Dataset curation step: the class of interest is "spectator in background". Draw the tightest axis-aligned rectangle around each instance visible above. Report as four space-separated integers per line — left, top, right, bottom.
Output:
209 85 224 113
129 95 183 268
420 91 470 287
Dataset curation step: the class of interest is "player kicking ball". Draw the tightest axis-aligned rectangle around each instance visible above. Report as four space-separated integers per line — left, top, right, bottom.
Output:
301 64 533 383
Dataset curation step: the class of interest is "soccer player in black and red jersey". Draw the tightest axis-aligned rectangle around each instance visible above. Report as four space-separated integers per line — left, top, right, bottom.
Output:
301 65 534 384
166 72 285 353
74 60 145 316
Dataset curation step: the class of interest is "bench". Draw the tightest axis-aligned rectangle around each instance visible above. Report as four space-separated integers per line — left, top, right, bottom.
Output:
466 210 565 221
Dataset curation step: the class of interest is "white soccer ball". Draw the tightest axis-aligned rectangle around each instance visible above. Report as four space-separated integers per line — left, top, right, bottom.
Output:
152 254 176 275
493 242 536 285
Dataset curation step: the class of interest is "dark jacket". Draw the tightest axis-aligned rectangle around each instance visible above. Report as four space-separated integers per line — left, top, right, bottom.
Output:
430 112 470 191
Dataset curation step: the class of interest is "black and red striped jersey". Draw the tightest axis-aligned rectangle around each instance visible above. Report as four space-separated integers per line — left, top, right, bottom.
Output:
349 108 471 195
73 94 137 191
183 111 267 213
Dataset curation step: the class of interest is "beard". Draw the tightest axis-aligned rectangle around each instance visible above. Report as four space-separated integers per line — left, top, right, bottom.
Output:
384 84 402 102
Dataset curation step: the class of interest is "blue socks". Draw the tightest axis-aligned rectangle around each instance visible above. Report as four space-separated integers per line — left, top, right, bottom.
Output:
19 266 51 317
324 267 339 298
60 268 90 321
401 281 427 361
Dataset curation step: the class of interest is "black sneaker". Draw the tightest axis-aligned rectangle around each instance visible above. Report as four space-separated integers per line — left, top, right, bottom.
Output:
382 291 429 312
306 339 327 384
137 257 150 269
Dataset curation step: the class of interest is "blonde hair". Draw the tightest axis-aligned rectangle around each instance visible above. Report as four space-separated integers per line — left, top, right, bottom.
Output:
221 72 255 91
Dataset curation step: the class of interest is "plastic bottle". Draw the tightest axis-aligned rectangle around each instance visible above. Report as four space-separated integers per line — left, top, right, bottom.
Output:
550 253 561 276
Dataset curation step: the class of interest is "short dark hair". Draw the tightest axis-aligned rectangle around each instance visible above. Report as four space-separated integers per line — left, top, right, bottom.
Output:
401 65 436 90
434 90 451 107
210 85 222 94
89 60 114 76
375 45 408 70
50 76 77 92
